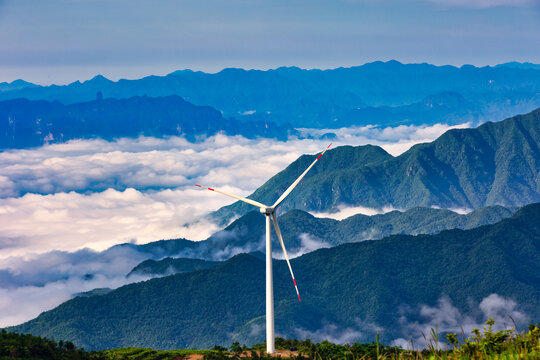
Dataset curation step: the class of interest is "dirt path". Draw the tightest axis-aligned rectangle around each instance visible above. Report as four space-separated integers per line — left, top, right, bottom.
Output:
185 350 301 359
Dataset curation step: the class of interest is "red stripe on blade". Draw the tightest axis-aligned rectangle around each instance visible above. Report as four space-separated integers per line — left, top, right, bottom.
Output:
297 293 302 302
195 184 202 187
293 279 297 286
208 188 214 191
317 154 322 160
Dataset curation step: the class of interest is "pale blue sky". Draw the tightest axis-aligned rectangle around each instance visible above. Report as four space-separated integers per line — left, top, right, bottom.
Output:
0 0 539 84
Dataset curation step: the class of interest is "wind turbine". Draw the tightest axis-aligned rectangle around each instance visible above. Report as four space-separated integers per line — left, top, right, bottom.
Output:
195 143 331 354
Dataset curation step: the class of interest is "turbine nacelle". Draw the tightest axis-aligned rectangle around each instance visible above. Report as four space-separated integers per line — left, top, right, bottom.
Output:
260 207 274 215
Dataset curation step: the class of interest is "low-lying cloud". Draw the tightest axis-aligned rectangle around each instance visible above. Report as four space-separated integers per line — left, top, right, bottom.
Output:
0 245 155 327
0 187 228 258
393 294 528 349
273 233 331 259
292 294 528 348
0 124 469 198
293 319 384 344
312 204 399 220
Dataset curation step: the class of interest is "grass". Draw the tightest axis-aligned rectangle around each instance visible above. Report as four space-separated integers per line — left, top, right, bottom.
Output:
2 319 538 359
101 347 212 360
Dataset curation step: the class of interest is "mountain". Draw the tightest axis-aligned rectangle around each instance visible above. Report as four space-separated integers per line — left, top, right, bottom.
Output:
8 203 540 350
1 62 539 128
123 205 515 275
0 79 37 92
495 62 540 70
214 108 540 222
0 95 295 149
127 258 220 277
307 91 482 128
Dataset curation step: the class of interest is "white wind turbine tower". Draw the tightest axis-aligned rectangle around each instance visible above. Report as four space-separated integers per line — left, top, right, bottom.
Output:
196 143 331 354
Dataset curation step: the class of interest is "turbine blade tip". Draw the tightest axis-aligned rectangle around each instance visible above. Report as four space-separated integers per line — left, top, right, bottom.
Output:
327 143 332 148
195 184 202 187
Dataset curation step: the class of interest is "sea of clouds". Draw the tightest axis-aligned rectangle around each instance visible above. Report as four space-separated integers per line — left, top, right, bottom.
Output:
0 122 470 327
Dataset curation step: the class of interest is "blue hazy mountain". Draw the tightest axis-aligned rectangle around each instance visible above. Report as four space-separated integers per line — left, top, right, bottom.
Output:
495 62 540 70
8 203 540 350
214 108 540 221
0 79 37 92
0 95 296 149
1 62 539 128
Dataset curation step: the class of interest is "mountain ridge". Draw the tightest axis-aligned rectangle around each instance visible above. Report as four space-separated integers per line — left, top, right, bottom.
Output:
213 108 540 221
124 204 515 277
0 95 296 149
1 61 539 128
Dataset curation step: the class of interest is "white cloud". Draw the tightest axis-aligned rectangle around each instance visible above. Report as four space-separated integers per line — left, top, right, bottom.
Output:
293 319 384 344
295 323 364 345
0 124 468 198
392 294 528 349
298 123 470 156
239 110 256 115
0 187 231 259
273 233 331 259
312 204 399 220
431 205 473 215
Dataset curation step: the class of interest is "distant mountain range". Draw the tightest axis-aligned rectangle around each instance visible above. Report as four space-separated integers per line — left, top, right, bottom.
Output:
9 202 540 350
1 61 539 129
0 96 295 149
214 108 540 222
495 62 540 70
0 79 37 92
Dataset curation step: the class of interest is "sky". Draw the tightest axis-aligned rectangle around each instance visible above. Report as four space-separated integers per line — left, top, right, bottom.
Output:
0 0 539 84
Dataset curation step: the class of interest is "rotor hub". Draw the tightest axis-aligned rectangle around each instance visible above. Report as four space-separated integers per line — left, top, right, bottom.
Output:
260 207 274 215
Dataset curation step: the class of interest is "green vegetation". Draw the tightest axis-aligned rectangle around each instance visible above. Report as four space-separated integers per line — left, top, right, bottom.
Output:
0 329 105 359
101 347 211 360
3 320 538 359
127 205 515 277
214 108 540 223
7 203 540 350
443 319 540 359
127 258 220 278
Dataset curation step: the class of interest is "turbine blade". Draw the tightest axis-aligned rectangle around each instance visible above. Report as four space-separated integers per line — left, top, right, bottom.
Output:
271 213 301 302
272 143 332 208
195 184 267 209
